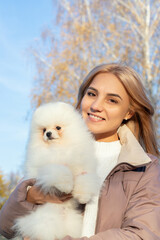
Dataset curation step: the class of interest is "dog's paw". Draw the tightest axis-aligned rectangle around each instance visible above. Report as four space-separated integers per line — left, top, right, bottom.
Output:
54 172 74 194
73 191 92 204
73 173 100 204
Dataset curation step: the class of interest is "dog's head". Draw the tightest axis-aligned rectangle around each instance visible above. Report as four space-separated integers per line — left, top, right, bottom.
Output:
29 102 88 146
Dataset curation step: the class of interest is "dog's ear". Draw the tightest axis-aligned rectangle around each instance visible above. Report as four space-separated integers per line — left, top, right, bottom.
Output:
32 104 48 127
58 102 74 111
32 106 42 122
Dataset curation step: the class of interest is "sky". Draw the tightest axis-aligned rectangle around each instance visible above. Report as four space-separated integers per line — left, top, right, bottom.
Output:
0 0 55 176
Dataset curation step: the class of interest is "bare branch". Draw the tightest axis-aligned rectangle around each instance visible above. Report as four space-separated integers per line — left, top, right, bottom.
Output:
83 0 92 23
111 13 143 38
150 7 160 37
137 0 146 9
59 0 74 18
32 50 55 70
114 0 144 26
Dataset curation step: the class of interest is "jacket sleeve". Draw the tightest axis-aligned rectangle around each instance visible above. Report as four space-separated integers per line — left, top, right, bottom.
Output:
62 159 160 240
0 178 36 239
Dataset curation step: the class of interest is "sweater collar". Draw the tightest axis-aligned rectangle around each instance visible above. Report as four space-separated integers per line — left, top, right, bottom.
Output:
117 124 151 166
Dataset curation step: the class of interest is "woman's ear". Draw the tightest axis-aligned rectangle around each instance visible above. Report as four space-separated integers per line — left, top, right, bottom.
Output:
124 110 135 121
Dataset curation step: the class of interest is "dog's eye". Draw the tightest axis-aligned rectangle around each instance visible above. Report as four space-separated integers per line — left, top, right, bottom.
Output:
56 126 61 130
43 128 46 133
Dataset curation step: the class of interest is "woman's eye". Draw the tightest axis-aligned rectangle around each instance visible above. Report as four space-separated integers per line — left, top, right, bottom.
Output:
108 99 118 104
87 91 96 97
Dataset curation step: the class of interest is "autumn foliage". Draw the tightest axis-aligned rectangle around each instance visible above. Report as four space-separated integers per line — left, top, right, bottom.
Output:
0 171 9 209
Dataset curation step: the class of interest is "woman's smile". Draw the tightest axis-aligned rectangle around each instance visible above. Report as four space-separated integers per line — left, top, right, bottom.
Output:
87 113 105 122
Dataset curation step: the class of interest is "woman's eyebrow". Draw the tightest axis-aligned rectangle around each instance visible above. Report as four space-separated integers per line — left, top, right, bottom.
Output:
107 93 122 100
87 87 97 92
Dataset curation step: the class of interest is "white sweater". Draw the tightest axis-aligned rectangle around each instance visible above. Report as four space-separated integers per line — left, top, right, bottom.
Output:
81 140 121 237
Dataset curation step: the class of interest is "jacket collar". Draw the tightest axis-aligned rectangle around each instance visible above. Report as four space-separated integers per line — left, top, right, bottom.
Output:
117 125 151 166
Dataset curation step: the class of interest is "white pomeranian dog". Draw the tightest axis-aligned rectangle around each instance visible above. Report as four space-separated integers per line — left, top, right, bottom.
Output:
13 102 99 240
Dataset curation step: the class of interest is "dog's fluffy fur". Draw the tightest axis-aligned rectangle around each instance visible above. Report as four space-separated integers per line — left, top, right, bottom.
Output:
13 102 99 240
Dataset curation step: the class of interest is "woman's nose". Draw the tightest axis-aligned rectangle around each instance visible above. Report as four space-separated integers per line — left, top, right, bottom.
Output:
90 98 104 112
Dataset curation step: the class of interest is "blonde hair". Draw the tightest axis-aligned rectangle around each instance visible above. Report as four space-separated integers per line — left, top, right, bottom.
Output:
76 63 159 157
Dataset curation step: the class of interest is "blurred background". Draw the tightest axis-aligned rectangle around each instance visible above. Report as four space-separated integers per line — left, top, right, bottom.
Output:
0 0 159 220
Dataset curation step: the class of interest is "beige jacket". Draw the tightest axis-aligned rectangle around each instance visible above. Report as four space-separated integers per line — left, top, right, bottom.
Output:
63 125 160 240
0 125 160 239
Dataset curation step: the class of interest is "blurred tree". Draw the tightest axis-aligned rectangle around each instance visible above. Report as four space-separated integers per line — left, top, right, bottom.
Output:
0 170 20 209
111 0 160 136
7 171 20 192
30 0 160 142
0 171 9 209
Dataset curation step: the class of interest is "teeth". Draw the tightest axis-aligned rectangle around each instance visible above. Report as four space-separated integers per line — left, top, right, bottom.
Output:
89 114 104 120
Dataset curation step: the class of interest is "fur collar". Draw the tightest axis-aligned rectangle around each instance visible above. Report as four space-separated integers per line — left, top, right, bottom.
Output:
117 125 151 166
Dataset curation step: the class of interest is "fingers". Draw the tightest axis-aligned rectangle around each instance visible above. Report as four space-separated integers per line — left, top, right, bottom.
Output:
18 178 36 190
59 193 72 201
27 186 47 204
27 186 72 204
15 178 36 202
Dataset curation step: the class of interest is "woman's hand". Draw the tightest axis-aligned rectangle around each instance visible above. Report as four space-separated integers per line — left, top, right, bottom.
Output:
0 178 37 239
27 186 72 204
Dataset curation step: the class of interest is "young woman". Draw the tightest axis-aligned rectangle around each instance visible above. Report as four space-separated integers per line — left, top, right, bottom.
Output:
0 63 160 239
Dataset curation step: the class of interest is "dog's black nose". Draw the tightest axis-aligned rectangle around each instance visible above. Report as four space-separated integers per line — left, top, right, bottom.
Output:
46 131 52 138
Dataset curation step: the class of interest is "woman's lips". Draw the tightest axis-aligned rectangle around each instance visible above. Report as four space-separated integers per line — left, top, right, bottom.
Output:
88 113 105 121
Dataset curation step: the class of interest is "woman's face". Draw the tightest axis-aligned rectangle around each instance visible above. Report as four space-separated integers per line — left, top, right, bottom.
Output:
81 73 133 142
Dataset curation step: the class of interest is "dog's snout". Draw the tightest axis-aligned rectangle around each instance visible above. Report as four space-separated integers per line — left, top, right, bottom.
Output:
46 131 52 138
44 130 60 141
